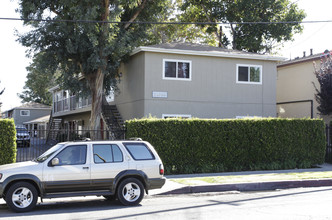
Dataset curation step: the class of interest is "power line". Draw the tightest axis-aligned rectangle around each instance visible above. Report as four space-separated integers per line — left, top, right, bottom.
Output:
1 17 332 25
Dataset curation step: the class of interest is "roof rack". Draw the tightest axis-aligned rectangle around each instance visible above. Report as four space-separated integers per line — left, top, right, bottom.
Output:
128 137 142 141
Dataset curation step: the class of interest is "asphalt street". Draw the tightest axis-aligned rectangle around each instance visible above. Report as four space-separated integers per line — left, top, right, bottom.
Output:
1 187 332 219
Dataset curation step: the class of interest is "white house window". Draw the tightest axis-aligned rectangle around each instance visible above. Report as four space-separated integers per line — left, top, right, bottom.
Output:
236 64 262 84
162 114 192 119
20 110 30 116
163 59 192 80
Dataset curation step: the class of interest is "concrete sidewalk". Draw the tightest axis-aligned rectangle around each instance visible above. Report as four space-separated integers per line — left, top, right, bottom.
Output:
149 163 332 196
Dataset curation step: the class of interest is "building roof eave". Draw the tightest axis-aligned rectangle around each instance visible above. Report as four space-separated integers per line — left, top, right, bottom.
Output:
131 46 285 62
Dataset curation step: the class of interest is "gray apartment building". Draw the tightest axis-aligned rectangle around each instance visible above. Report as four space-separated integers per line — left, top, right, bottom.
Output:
115 43 284 120
1 102 51 127
49 43 284 130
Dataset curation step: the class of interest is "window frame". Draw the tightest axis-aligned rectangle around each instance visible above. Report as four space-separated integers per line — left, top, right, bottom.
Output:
20 110 30 117
53 145 87 166
92 144 124 164
123 142 155 161
163 59 192 81
236 64 262 85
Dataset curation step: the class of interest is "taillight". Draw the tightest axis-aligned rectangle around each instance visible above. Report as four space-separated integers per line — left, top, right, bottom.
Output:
159 164 164 175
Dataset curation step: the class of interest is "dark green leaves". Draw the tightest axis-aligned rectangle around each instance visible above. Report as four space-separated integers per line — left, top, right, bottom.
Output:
17 0 171 95
179 0 306 53
314 57 332 115
126 118 326 174
0 119 16 165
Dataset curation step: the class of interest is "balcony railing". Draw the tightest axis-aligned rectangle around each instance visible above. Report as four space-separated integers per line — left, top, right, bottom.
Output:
53 95 92 114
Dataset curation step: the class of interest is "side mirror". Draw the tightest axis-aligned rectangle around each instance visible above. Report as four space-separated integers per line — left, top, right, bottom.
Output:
51 158 60 166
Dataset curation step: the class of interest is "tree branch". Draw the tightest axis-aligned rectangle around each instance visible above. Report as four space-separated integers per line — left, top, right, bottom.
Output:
124 0 148 29
101 0 110 21
201 4 224 47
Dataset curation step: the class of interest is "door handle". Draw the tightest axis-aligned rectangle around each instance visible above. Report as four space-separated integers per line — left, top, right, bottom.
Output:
83 167 89 170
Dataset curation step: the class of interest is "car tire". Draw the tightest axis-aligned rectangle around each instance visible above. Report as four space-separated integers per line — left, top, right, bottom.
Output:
5 182 38 212
117 178 144 206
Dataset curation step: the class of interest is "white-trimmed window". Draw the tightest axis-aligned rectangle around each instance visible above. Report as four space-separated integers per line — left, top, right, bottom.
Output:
162 114 192 119
163 59 192 80
236 64 262 84
20 110 30 116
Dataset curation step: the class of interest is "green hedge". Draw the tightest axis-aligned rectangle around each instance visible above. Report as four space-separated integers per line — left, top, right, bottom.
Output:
0 119 17 165
126 118 326 174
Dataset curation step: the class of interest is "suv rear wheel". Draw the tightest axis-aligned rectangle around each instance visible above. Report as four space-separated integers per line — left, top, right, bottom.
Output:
117 178 144 206
5 182 38 212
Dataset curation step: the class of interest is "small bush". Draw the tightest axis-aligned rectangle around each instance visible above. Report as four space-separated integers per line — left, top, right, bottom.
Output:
126 118 326 174
0 119 17 165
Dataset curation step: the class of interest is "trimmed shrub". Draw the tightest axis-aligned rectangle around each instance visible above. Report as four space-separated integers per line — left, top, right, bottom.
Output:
0 119 17 165
126 118 326 174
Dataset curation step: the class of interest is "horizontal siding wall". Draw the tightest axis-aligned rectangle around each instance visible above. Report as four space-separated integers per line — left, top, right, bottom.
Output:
143 52 277 119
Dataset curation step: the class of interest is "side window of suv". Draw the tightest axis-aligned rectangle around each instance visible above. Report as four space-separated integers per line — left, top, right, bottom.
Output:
56 145 87 165
93 144 123 163
124 143 155 160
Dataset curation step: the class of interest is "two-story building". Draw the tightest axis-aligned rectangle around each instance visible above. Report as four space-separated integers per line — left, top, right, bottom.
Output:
50 43 284 132
1 102 51 127
116 43 283 120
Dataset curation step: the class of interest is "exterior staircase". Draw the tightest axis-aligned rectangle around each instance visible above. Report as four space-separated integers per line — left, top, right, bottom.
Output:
46 110 62 144
101 96 125 140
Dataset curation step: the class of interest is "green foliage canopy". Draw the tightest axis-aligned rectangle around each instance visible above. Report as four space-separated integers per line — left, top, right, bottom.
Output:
17 0 170 94
16 0 171 130
179 0 306 53
18 53 55 105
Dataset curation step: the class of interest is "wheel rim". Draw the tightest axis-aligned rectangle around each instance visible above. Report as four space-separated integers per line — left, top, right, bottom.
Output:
122 182 141 202
11 187 34 209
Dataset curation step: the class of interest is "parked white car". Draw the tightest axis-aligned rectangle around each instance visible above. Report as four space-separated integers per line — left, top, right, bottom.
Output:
0 139 166 212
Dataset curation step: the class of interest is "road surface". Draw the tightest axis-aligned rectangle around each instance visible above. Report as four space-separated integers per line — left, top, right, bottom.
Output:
1 186 332 219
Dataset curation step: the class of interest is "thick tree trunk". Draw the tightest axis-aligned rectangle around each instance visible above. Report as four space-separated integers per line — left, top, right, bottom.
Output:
86 0 109 139
87 69 104 139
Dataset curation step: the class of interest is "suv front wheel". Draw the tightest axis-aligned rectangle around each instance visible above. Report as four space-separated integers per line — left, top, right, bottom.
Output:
117 178 144 206
5 182 38 212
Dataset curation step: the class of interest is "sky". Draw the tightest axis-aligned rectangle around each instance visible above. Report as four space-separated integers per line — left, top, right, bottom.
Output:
1 0 332 112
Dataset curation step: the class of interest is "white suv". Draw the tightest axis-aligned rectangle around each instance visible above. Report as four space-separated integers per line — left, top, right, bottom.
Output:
0 140 166 212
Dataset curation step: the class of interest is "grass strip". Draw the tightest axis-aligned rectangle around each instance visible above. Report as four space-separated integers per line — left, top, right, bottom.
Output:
171 171 332 186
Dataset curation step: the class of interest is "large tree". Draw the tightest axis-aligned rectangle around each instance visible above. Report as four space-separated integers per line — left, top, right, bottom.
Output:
179 0 306 53
17 0 170 134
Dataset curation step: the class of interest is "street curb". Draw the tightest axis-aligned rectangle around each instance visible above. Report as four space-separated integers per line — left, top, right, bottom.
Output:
158 179 332 195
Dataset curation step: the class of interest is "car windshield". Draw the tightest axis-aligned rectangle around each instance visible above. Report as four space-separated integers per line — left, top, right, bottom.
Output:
34 144 65 162
16 128 28 133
